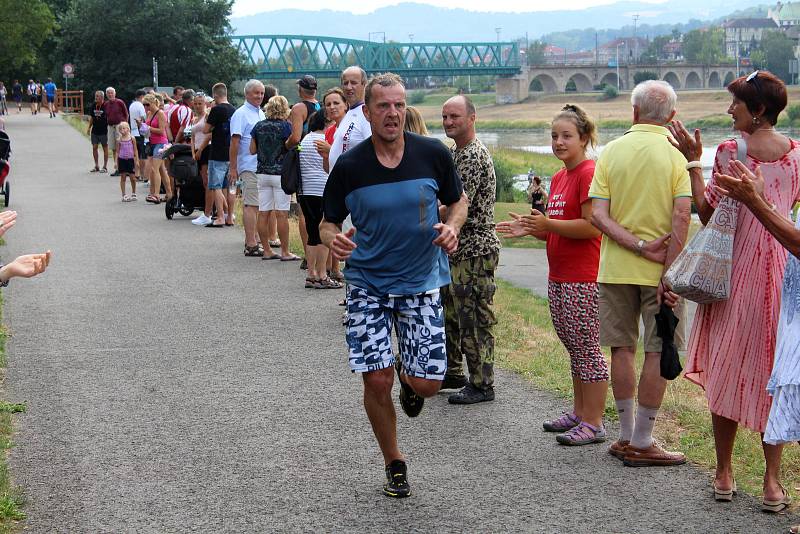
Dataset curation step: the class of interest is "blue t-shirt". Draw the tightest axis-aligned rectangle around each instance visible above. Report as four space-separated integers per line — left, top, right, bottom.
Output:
44 82 56 97
323 132 463 296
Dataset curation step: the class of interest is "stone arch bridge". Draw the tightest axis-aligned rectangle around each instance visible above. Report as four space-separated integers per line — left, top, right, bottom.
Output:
496 64 738 103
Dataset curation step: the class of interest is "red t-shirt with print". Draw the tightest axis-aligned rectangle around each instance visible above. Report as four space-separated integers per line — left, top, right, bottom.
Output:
546 159 601 283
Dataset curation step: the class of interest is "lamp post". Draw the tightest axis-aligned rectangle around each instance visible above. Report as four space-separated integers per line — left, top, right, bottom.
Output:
632 14 639 64
616 43 621 90
408 33 414 43
495 27 501 42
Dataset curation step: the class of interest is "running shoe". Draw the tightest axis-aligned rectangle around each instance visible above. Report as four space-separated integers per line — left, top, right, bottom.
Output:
383 459 411 498
396 361 424 417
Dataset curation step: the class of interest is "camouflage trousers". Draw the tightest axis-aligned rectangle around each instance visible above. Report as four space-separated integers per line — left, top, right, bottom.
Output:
441 252 498 390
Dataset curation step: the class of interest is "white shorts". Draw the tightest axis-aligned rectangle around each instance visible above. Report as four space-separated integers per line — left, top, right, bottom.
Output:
257 174 290 212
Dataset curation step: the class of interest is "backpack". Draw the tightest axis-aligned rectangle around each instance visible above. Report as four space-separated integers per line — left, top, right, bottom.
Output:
281 145 301 195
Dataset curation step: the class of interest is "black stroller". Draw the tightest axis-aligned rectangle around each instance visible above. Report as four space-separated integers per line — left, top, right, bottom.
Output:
161 144 204 220
0 131 11 207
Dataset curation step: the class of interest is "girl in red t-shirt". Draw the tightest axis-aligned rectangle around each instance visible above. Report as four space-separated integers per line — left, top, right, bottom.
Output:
498 104 608 446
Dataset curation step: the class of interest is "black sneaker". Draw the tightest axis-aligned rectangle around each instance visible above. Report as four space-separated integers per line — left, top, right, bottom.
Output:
383 459 411 498
448 384 495 405
396 362 424 417
110 170 120 177
440 374 467 390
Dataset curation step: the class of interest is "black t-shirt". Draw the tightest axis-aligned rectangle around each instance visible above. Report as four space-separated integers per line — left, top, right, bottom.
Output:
11 84 21 98
206 102 236 162
88 104 108 135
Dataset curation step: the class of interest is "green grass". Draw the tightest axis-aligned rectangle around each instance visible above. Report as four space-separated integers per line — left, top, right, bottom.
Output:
494 202 546 249
493 279 800 501
63 115 89 139
492 148 563 177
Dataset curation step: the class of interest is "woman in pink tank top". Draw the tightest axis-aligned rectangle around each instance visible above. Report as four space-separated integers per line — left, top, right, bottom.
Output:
142 94 171 203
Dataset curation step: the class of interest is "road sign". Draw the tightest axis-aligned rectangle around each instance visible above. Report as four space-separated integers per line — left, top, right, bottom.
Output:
63 63 74 76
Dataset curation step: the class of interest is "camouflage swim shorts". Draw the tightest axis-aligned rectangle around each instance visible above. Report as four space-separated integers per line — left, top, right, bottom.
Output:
345 286 447 379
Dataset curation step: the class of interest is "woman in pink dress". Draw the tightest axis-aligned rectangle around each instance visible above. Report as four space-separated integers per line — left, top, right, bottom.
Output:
670 71 800 511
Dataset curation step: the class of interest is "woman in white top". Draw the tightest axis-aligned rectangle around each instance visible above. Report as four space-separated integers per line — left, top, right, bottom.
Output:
187 93 212 225
299 110 341 289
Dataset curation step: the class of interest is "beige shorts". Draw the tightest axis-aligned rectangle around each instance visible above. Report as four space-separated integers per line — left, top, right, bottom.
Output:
598 283 686 353
240 170 259 207
107 125 119 151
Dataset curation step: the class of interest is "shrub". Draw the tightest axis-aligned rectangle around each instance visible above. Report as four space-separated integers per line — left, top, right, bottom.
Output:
408 91 425 105
600 84 619 100
633 71 658 85
493 152 520 202
787 103 800 124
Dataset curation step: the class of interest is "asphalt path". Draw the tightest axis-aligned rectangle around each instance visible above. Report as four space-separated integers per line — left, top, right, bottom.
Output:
0 112 792 532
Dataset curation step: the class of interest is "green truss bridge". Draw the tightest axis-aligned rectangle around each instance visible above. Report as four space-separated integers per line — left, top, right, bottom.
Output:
233 34 522 79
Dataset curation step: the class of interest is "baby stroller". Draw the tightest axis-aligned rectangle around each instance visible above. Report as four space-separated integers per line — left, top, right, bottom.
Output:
161 144 204 220
0 131 11 207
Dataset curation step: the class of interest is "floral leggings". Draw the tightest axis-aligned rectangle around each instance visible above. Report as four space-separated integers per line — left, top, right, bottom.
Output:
548 281 609 383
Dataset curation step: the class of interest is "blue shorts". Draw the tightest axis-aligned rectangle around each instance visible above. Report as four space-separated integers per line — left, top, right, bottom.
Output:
345 285 447 379
208 160 229 190
148 143 166 160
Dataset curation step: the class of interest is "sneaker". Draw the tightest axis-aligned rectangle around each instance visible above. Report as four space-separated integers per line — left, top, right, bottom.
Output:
299 258 308 270
383 459 411 498
542 412 581 432
556 421 607 446
608 440 630 460
440 374 467 390
448 384 495 405
192 214 212 226
623 440 686 467
396 362 424 417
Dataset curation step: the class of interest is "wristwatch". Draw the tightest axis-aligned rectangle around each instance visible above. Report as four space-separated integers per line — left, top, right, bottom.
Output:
634 239 645 256
0 264 8 287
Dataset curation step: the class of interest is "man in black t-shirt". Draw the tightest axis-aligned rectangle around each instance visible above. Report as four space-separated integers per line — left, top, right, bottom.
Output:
320 73 468 499
86 90 109 172
11 81 22 113
203 83 237 227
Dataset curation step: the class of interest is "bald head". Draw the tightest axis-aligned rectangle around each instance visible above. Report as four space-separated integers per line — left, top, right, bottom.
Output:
444 95 476 117
442 95 477 148
341 66 367 106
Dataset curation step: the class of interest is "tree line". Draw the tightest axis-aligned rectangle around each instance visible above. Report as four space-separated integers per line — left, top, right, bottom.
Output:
0 0 254 101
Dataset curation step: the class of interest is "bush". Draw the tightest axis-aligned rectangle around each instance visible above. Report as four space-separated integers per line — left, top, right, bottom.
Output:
408 91 425 105
787 104 800 124
493 152 520 202
633 71 658 85
599 84 619 100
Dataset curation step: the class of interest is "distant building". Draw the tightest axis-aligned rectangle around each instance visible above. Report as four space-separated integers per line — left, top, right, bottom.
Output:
662 40 683 61
770 1 800 27
723 18 779 59
596 37 648 65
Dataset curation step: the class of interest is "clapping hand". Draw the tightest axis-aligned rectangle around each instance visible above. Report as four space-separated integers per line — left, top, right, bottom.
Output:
713 160 765 207
496 212 530 238
667 120 703 162
3 251 51 281
0 211 18 238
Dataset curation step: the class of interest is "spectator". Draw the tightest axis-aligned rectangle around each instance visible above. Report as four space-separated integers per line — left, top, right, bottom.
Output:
328 66 371 171
249 95 296 259
86 90 109 173
142 93 171 204
404 106 428 135
589 80 691 467
11 81 22 113
189 92 212 226
440 95 501 404
527 176 547 213
203 83 236 228
261 83 281 246
103 87 129 176
43 78 57 118
115 122 139 202
129 90 147 181
670 70 800 509
171 89 195 143
230 79 266 256
299 110 340 288
0 82 7 115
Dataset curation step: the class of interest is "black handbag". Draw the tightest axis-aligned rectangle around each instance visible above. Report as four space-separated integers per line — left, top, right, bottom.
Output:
281 146 301 195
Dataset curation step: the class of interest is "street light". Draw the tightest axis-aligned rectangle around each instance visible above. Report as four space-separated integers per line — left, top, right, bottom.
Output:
408 33 414 43
616 43 622 90
632 14 639 64
368 31 386 43
495 27 502 42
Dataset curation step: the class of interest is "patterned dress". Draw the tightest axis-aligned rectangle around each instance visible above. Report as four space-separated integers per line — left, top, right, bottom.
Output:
685 138 800 432
765 216 800 444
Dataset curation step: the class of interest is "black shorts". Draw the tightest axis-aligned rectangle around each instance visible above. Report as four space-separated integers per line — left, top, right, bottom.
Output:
199 146 210 166
298 195 324 246
135 136 145 160
119 158 135 174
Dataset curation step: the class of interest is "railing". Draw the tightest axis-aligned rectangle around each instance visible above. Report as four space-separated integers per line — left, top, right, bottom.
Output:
233 35 522 78
56 90 84 115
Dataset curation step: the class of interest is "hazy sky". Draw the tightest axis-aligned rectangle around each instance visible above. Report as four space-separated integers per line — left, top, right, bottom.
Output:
232 0 665 17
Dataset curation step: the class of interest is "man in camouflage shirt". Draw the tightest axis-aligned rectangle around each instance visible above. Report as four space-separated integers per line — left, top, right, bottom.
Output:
441 95 501 404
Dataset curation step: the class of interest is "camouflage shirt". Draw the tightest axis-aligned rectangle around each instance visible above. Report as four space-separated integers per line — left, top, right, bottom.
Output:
450 137 501 263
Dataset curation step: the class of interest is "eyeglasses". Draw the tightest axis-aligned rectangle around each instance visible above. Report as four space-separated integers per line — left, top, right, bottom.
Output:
746 70 762 93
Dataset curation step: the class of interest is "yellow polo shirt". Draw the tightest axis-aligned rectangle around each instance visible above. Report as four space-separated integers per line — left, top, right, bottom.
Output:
589 123 692 286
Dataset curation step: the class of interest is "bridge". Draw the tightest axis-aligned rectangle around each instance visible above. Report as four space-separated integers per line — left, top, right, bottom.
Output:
496 64 739 103
233 34 521 79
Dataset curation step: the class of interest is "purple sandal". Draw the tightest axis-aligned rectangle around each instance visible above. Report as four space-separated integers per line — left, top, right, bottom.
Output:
556 422 607 446
543 412 581 432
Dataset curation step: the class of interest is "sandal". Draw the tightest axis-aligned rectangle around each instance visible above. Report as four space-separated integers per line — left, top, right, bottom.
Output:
317 277 343 289
261 253 281 260
244 245 264 257
280 254 301 262
145 195 160 204
329 271 345 283
269 239 281 247
100 167 108 173
713 479 737 502
122 195 132 202
305 277 318 288
762 484 791 513
90 167 100 173
555 421 607 446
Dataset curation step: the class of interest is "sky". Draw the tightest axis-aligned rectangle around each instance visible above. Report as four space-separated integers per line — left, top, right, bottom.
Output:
231 0 665 17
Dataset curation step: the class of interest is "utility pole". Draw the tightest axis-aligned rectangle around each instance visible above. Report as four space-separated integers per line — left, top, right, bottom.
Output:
495 27 501 42
633 14 640 64
152 57 158 89
595 32 599 66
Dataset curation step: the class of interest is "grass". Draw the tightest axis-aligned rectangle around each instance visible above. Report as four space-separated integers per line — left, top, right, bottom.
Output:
494 202 546 249
492 148 563 177
493 279 800 500
63 115 89 139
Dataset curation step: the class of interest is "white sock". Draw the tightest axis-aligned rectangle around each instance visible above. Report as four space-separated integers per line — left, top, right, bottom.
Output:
630 405 659 449
615 398 635 442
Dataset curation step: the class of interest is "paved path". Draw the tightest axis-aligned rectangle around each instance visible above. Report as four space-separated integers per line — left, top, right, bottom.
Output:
0 113 793 532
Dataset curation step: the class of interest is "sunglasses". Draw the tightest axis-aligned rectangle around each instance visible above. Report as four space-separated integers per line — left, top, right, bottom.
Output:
746 70 763 93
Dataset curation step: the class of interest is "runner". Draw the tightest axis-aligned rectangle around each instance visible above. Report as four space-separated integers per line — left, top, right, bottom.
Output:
320 73 468 498
43 78 57 118
0 82 7 115
11 80 22 113
26 80 37 115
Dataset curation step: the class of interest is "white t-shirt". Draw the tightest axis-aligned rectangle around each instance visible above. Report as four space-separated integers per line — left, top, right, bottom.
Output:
229 102 265 172
129 100 146 137
329 104 371 170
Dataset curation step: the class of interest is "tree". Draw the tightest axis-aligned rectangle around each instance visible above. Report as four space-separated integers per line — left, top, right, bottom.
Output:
633 71 658 84
683 27 725 65
55 0 253 100
757 31 795 82
526 40 547 65
640 35 671 63
0 0 55 77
